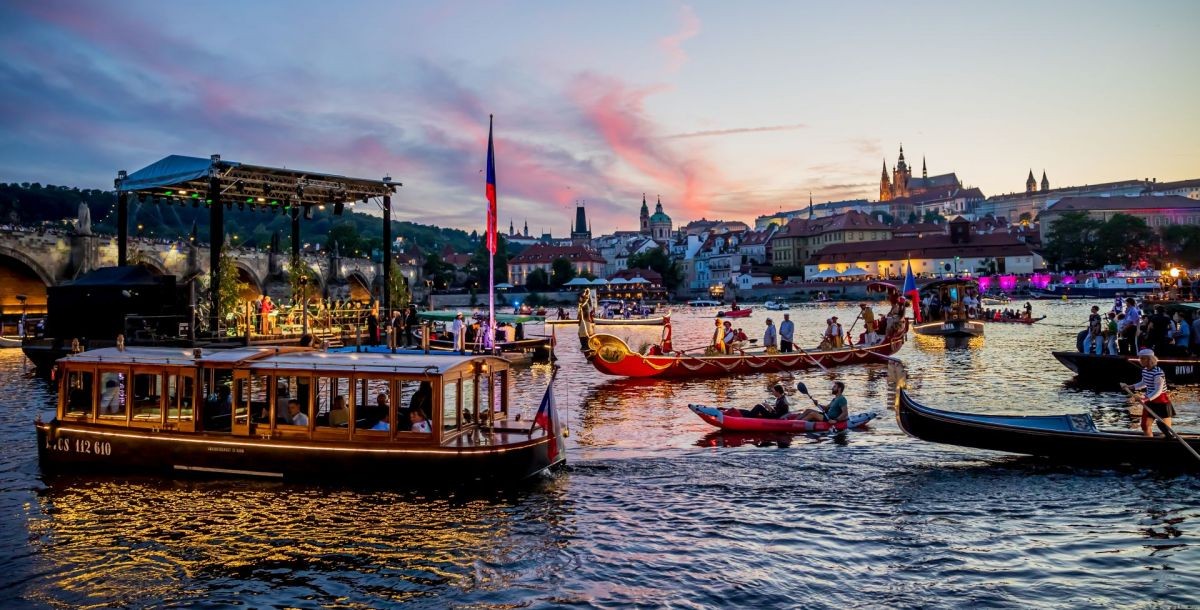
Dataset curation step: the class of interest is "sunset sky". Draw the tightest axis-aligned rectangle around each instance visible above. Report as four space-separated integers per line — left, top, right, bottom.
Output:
1 0 1196 235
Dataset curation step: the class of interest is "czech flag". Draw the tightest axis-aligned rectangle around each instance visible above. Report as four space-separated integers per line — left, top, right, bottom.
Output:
529 378 564 464
903 260 921 323
485 115 498 255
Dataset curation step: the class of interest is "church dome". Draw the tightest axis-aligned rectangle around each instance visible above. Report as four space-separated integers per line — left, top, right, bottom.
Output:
650 210 671 223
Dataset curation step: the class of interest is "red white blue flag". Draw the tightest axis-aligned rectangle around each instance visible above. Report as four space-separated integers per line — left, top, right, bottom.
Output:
903 260 921 323
485 115 498 255
529 378 564 463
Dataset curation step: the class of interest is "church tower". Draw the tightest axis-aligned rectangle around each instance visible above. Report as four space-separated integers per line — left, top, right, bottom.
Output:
880 160 892 202
649 196 673 244
639 194 650 234
893 145 911 199
509 219 514 236
922 156 927 179
571 201 592 245
1026 170 1037 194
1040 170 1050 192
523 219 529 237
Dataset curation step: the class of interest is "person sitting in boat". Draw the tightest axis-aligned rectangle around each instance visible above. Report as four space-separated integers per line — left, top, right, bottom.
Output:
1121 349 1175 437
796 381 848 424
370 411 391 431
329 395 349 427
287 399 308 427
730 300 740 312
557 307 568 320
762 318 778 352
723 321 739 353
726 384 789 419
410 381 433 425
409 408 433 433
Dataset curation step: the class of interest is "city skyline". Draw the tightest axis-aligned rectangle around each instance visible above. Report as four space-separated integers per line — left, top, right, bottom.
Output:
0 0 1196 235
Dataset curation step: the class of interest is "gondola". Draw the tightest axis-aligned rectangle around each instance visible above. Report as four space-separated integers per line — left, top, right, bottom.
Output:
545 317 665 326
689 404 877 432
895 389 1200 469
1052 351 1200 384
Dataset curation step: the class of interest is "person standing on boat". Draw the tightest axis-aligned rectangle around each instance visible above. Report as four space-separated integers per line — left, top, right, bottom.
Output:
1171 311 1191 356
367 302 380 346
762 318 778 352
779 314 795 353
1121 349 1175 437
859 303 876 336
1119 298 1141 354
1105 312 1119 355
797 381 849 424
829 316 844 348
1085 305 1104 355
451 312 466 353
1147 305 1173 355
711 319 726 354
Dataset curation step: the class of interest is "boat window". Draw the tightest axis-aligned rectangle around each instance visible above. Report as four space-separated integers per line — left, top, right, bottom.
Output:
202 368 233 432
97 370 127 421
167 373 194 423
357 377 392 430
404 379 433 434
443 378 460 432
462 375 478 426
233 373 267 428
65 370 93 419
273 375 308 426
131 372 163 423
315 376 351 429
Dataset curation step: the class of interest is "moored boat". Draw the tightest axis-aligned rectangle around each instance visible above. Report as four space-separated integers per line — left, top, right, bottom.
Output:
717 308 753 318
984 315 1045 325
689 404 877 432
1052 350 1200 385
764 301 790 311
35 346 564 484
583 318 908 378
1038 271 1162 298
895 389 1199 469
687 299 721 308
913 279 984 338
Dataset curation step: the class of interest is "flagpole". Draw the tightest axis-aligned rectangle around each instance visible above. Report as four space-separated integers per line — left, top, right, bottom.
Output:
487 115 496 354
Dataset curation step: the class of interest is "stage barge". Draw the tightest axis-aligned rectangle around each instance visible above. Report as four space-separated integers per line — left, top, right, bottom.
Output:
36 346 563 484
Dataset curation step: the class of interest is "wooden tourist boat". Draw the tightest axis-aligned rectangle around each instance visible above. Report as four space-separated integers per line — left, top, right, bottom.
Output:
717 308 753 318
582 318 909 379
35 346 565 484
896 389 1199 470
688 405 877 432
913 279 985 338
415 311 552 360
1052 351 1200 385
1037 271 1162 298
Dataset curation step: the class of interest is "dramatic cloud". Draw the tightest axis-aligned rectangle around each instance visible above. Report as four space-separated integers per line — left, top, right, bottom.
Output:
665 124 808 139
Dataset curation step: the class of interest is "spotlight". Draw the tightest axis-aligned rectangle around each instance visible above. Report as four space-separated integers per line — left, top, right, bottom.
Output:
263 183 273 198
235 180 245 194
361 195 369 204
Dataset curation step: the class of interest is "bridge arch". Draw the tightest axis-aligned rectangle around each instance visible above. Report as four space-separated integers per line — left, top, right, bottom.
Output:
346 271 373 302
0 245 54 317
233 262 264 300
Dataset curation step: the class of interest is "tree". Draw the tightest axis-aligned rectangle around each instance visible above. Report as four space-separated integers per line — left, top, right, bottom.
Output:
872 210 895 225
289 262 321 302
386 264 410 311
421 249 456 289
907 211 919 224
1043 211 1102 270
464 233 509 287
1095 213 1154 268
627 248 684 291
550 258 576 288
526 268 550 290
217 245 241 322
1162 224 1200 267
922 210 946 225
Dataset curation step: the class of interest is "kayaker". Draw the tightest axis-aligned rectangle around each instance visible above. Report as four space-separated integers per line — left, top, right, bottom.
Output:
726 384 788 419
1121 348 1176 437
797 381 848 424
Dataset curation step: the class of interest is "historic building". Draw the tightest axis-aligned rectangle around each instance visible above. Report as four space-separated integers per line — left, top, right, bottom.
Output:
1039 195 1200 242
570 202 592 246
507 243 605 286
879 144 962 203
976 176 1150 223
767 210 893 275
638 195 673 245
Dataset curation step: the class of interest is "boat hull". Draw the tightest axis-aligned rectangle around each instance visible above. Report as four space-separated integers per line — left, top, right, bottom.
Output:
36 420 558 484
716 309 752 318
1052 351 1200 384
1036 285 1158 298
895 390 1199 469
545 317 665 326
912 320 984 337
689 405 877 432
585 321 908 378
984 316 1045 325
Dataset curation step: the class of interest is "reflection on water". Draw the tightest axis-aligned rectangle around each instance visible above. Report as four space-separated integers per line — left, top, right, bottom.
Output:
2 299 1199 607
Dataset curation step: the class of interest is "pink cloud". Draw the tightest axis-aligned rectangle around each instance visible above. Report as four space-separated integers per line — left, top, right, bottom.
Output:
659 4 701 72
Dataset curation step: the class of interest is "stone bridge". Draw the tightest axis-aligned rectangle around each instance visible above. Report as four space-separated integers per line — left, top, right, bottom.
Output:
0 226 392 316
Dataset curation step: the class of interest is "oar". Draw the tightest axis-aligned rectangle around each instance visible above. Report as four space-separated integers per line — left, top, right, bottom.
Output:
1120 383 1200 464
794 343 831 373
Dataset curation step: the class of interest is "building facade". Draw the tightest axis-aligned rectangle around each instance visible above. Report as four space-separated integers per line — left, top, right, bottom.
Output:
1039 195 1200 241
507 244 605 286
805 226 1044 279
880 144 962 203
767 211 893 275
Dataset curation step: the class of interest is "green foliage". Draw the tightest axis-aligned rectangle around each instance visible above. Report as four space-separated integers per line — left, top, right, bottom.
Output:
387 264 410 311
907 212 918 224
627 248 684 290
1162 224 1200 267
1044 212 1157 270
217 245 241 320
526 268 551 291
872 211 895 225
421 249 456 289
0 183 114 227
464 233 509 287
523 292 546 307
550 258 576 288
289 262 320 302
1095 214 1154 267
922 210 946 224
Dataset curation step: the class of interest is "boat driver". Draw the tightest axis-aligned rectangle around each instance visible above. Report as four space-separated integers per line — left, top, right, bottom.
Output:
797 381 848 424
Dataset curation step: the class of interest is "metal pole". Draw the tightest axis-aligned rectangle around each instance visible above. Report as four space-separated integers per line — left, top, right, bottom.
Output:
115 171 128 266
382 189 392 316
207 158 223 336
290 205 301 268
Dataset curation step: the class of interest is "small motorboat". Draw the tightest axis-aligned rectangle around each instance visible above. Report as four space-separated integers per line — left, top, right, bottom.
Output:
1052 350 1200 385
764 301 790 311
0 335 23 349
980 296 1010 306
689 404 877 433
717 308 753 318
688 299 721 308
896 389 1199 470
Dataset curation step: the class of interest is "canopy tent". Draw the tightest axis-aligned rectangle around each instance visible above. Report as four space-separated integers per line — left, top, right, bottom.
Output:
113 153 399 335
608 278 629 284
494 283 514 289
841 267 869 277
590 278 609 285
626 277 650 284
563 277 593 286
810 269 839 279
866 281 901 296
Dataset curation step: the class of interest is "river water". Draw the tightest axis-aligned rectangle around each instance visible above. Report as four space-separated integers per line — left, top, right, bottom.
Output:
1 300 1197 608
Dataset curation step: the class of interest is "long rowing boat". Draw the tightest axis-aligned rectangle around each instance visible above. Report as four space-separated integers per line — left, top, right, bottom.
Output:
545 317 665 326
583 319 908 378
896 389 1199 469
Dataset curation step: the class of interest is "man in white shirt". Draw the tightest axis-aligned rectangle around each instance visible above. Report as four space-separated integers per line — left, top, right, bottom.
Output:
451 312 466 353
286 399 308 426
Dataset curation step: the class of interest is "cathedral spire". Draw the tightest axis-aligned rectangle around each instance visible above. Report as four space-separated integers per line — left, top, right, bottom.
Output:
898 143 905 163
808 192 814 218
1041 170 1050 192
922 156 927 179
1026 169 1037 194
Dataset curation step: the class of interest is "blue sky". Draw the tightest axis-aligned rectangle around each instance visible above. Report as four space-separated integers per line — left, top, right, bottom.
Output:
0 0 1196 235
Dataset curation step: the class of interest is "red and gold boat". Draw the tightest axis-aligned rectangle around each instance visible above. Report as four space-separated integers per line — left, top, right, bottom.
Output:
583 318 908 379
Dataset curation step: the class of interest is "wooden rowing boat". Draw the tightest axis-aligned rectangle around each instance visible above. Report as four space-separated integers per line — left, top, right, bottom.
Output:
689 405 877 432
545 317 665 326
895 389 1199 469
583 319 908 378
717 308 752 318
1052 351 1200 384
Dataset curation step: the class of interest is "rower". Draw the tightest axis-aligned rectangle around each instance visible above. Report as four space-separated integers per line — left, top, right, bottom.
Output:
797 381 849 424
1121 348 1176 437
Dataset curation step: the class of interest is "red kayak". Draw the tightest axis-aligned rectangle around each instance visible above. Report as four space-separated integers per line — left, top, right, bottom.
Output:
985 316 1045 325
717 308 752 318
689 404 878 432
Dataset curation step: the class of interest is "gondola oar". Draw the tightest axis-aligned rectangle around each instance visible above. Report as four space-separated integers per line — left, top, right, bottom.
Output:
794 343 831 373
1120 384 1200 465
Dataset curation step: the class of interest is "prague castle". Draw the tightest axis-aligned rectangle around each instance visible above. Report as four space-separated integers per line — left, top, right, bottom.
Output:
879 144 962 202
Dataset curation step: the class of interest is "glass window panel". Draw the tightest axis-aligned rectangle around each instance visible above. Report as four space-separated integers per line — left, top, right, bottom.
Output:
65 371 93 418
443 379 460 432
131 372 163 422
202 369 233 432
358 377 392 430
273 375 306 425
98 371 127 420
402 380 433 433
167 374 195 422
461 376 478 426
315 377 350 429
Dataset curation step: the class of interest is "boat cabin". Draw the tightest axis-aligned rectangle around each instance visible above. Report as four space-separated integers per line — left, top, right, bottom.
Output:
54 346 512 445
918 279 979 323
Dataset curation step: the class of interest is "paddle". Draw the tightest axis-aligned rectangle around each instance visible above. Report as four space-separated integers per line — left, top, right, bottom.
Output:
795 382 820 408
794 343 831 373
1120 383 1200 465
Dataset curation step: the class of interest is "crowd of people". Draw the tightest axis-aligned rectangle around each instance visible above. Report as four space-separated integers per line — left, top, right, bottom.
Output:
1080 297 1199 357
707 298 906 356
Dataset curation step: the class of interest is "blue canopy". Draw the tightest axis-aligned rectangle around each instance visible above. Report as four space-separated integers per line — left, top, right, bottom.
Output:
118 155 226 192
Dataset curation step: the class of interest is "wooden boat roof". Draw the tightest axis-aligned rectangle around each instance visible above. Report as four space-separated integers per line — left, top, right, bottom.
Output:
59 346 508 376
